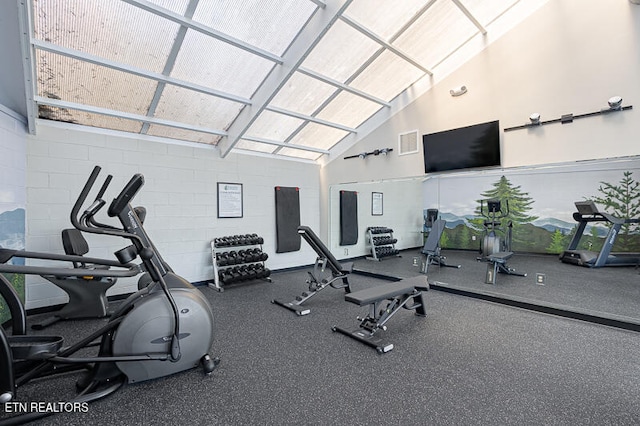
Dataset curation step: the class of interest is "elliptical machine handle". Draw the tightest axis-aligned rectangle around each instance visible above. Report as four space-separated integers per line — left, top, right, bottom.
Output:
70 166 102 231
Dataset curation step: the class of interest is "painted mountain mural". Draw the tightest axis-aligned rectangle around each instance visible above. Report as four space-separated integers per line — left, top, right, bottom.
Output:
425 170 640 255
0 208 26 251
1 208 26 323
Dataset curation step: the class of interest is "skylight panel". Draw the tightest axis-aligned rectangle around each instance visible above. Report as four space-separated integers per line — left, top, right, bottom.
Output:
394 0 478 69
171 29 276 99
269 72 336 116
244 110 305 142
33 0 179 74
301 19 381 83
146 124 221 144
153 85 245 131
35 51 157 116
235 139 278 154
459 0 520 26
288 123 349 150
276 147 323 161
38 106 143 133
349 50 425 102
316 91 384 129
192 0 317 56
146 0 190 15
344 0 429 40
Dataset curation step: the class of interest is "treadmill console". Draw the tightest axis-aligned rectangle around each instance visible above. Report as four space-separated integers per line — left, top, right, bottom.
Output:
575 200 598 215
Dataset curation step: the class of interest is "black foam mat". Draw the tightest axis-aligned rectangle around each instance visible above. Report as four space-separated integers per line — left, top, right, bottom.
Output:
340 190 358 245
275 186 301 253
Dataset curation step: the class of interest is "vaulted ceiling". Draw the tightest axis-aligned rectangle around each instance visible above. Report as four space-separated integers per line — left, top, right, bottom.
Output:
1 0 545 163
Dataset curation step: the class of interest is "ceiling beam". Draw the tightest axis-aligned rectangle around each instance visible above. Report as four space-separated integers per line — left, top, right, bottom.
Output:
121 0 283 64
35 96 227 136
241 135 330 154
217 0 355 157
451 0 487 35
307 0 327 8
18 0 37 134
297 67 390 106
340 15 433 76
32 39 251 106
141 0 200 135
265 105 356 133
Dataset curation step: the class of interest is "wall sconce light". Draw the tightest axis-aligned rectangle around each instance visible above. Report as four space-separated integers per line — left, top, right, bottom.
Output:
449 85 467 97
608 96 622 110
344 148 394 160
529 113 541 125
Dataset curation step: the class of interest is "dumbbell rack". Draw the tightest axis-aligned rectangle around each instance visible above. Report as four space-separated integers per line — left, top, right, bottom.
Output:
209 234 272 292
366 227 400 261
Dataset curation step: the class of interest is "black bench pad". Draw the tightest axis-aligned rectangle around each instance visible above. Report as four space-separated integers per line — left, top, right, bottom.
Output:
487 251 513 262
345 276 428 306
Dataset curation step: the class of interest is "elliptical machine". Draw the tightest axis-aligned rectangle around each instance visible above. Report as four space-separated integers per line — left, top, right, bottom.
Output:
0 166 218 423
478 198 512 259
477 198 525 284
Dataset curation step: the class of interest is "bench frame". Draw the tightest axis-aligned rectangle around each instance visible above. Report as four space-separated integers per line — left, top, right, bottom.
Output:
484 251 527 284
332 277 429 353
272 226 352 316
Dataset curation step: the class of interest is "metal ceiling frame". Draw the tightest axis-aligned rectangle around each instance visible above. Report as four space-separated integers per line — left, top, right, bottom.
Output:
140 0 200 135
22 0 504 162
121 0 284 64
217 0 355 157
33 40 252 105
18 0 37 134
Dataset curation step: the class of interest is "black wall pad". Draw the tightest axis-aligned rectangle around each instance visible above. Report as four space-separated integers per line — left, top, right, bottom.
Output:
275 186 301 253
340 190 358 246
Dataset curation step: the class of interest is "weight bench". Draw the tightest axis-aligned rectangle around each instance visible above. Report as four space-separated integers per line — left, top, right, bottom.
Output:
272 226 352 316
332 275 429 354
421 219 461 274
484 251 526 284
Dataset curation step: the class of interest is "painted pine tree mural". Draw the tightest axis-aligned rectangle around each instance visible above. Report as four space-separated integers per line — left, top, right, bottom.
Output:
474 175 538 251
590 171 640 251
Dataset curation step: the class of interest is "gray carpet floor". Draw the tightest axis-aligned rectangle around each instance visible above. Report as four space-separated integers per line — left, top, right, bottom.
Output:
2 263 639 425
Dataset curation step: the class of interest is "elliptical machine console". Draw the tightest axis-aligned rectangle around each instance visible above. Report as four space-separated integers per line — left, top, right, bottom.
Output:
0 166 218 423
478 198 512 258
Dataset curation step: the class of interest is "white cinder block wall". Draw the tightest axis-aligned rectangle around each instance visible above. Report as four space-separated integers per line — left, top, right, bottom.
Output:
25 124 320 310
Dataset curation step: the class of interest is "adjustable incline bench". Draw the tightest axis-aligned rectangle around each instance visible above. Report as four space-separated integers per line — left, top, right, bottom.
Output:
421 219 460 274
332 275 429 354
272 226 352 315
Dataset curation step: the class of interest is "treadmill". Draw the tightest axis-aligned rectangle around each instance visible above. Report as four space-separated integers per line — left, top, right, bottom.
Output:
559 200 640 267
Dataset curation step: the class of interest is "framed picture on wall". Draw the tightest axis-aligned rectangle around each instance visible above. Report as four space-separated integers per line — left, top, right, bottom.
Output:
372 192 383 216
217 182 243 218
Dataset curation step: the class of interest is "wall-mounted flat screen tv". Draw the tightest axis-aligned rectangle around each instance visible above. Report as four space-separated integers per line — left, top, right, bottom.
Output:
422 120 501 173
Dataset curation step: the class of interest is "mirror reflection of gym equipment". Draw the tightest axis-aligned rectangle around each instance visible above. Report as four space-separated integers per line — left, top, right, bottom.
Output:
560 200 640 267
421 209 460 274
477 198 525 284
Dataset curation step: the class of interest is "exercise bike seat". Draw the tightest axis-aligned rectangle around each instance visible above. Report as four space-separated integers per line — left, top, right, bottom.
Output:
62 229 110 270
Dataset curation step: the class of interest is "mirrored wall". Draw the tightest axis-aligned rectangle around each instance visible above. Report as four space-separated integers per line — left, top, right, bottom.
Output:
329 157 640 327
